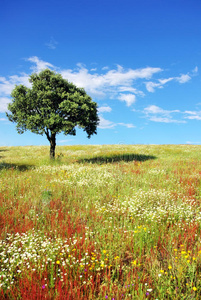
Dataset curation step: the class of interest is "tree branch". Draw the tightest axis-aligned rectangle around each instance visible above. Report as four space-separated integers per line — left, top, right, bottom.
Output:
45 128 51 141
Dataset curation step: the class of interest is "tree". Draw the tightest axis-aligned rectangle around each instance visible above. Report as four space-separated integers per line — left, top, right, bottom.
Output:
6 69 99 159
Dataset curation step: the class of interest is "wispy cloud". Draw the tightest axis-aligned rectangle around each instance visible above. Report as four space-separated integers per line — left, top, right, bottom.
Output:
145 74 191 93
98 116 135 129
98 106 112 113
45 37 58 50
144 105 180 114
98 115 116 129
144 105 185 123
98 104 134 129
57 139 73 143
186 141 200 144
144 105 201 123
117 122 135 128
184 110 201 120
192 66 198 75
145 67 198 93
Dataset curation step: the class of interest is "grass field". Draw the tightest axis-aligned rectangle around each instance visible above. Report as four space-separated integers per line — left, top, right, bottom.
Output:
0 144 201 299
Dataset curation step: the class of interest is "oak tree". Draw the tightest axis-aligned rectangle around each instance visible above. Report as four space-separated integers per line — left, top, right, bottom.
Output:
7 69 99 159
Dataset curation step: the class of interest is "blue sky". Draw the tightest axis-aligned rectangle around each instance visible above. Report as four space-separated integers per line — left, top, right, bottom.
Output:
1 0 201 146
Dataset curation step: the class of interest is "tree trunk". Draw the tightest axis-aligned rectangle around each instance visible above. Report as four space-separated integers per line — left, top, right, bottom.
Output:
50 133 56 159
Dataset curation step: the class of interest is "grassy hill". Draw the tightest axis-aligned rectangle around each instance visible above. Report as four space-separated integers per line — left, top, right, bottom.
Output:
0 145 201 299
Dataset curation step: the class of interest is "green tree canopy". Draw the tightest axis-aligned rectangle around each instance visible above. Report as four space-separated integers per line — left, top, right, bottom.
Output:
6 69 99 159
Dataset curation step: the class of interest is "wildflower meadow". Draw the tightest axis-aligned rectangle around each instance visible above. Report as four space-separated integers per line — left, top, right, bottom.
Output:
0 144 201 299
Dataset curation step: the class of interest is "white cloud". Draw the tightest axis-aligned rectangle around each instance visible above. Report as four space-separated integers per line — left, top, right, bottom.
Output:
158 78 174 85
176 74 191 83
61 64 162 100
145 82 162 93
0 73 31 97
144 105 163 114
0 56 198 120
104 65 162 86
0 73 33 111
118 93 136 106
0 117 7 121
0 97 11 112
98 106 112 113
0 57 56 110
27 56 55 73
0 78 14 96
144 105 185 123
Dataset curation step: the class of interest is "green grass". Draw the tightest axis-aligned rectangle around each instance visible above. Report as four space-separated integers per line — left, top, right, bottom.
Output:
1 144 201 299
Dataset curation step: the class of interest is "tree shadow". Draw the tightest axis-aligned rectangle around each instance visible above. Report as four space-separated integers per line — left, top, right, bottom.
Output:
0 162 34 171
79 153 157 164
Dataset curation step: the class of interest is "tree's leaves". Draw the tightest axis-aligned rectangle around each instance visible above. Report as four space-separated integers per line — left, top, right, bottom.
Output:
6 69 99 140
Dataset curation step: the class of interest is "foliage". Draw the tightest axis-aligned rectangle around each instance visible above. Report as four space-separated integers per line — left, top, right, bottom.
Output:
6 69 99 158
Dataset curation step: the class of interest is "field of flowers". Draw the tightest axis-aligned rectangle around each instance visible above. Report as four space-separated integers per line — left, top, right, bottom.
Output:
1 144 201 299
